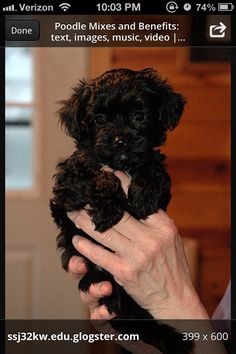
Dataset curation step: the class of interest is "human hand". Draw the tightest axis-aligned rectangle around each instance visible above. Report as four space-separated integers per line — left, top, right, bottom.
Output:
67 166 131 318
68 255 115 319
68 170 209 320
68 249 227 354
68 256 161 354
66 170 229 354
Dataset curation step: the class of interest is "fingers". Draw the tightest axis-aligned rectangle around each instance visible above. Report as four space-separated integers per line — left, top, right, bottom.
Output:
141 209 169 226
68 210 132 254
112 212 147 239
141 210 178 235
80 281 112 309
72 236 120 273
68 255 116 320
90 305 116 320
83 282 115 320
113 170 131 195
79 281 116 320
68 209 146 243
68 256 87 280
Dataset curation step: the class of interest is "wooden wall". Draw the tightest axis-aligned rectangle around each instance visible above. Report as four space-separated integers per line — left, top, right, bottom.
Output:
90 47 230 316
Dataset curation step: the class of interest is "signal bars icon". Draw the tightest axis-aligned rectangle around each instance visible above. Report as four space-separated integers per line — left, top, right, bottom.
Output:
3 4 17 11
59 3 71 12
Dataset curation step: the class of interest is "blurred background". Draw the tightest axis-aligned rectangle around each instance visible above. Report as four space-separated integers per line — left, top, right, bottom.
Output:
6 42 230 327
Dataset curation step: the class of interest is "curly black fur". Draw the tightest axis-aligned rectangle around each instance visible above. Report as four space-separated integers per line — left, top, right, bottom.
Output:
50 68 193 353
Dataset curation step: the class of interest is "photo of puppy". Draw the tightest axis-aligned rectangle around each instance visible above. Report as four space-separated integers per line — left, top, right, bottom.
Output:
50 68 193 353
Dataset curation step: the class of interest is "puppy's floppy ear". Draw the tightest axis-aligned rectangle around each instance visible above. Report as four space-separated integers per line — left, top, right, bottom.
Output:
158 80 186 131
138 68 186 131
58 80 91 141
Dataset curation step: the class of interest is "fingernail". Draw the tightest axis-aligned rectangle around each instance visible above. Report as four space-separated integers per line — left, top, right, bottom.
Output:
72 236 80 246
77 259 87 272
99 282 111 296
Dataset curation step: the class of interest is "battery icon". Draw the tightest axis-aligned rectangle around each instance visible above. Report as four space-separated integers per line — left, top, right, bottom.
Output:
218 3 234 11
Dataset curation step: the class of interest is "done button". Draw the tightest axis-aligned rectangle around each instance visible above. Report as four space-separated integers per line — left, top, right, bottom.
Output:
6 20 40 41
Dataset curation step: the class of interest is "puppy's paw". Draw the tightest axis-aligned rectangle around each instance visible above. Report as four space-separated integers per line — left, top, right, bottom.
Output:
88 171 127 232
128 173 171 219
94 171 121 197
89 203 124 232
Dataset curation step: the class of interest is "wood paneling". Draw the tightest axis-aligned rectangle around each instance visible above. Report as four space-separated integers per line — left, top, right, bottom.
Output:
112 48 178 73
164 121 230 158
168 186 230 229
168 159 230 186
181 229 230 316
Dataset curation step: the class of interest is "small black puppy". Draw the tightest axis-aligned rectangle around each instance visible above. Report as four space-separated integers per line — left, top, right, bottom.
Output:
50 68 193 353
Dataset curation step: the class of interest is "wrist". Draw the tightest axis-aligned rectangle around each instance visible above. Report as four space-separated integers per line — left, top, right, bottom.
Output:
149 285 209 320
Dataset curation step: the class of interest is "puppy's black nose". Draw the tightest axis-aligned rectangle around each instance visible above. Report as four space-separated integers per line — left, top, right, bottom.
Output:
113 136 127 148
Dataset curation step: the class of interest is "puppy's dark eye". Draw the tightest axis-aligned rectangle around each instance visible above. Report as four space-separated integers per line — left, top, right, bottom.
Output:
94 114 106 126
132 111 146 123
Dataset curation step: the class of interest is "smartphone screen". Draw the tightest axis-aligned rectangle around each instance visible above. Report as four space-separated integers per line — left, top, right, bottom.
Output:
1 1 234 353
